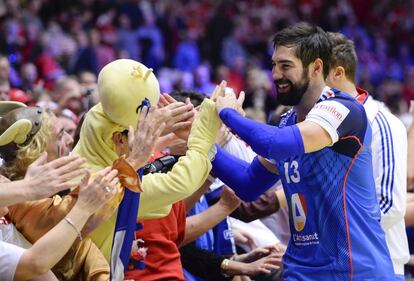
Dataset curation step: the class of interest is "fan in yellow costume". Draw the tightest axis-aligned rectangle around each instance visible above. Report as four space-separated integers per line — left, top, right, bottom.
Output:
73 59 221 279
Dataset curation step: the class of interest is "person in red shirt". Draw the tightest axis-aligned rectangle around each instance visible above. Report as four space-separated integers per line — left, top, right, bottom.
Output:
125 200 187 281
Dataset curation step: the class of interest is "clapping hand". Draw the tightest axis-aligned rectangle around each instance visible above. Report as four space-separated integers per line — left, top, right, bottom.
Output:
76 167 120 215
24 153 86 200
126 106 166 170
158 94 196 140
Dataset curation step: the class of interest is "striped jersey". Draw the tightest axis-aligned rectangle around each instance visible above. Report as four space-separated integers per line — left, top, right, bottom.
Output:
360 89 409 275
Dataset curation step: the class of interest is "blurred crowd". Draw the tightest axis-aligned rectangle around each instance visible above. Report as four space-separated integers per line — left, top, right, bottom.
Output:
0 0 413 125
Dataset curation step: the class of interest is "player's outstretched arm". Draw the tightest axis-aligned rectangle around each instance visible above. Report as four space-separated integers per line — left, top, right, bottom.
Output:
212 146 280 201
219 108 331 161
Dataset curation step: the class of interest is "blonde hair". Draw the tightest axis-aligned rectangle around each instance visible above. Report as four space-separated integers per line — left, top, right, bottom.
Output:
0 112 54 180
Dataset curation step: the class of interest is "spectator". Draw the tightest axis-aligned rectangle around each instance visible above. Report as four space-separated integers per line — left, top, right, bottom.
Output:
20 63 39 93
0 0 412 122
0 79 10 101
1 162 118 281
52 76 84 117
0 102 119 280
136 13 165 70
68 30 98 75
194 64 215 97
174 29 201 72
116 13 140 60
78 70 99 109
0 56 10 82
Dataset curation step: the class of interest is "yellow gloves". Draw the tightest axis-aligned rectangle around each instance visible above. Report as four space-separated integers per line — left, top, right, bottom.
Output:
187 98 221 158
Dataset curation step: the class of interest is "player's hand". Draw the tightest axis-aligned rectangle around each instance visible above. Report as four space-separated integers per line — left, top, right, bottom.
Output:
210 83 223 102
215 81 245 114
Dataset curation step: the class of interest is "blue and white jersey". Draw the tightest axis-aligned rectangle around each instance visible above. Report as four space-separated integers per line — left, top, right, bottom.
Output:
277 88 394 280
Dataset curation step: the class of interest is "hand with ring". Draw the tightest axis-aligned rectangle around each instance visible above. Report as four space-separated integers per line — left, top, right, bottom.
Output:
76 167 120 215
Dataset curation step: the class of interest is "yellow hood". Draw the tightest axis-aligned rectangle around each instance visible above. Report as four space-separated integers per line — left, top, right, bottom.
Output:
98 59 160 128
72 103 123 172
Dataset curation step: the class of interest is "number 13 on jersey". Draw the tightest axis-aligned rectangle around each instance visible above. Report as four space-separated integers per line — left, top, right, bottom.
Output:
284 160 301 183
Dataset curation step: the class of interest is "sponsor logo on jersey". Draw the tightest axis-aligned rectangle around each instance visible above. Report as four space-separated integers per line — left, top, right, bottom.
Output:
310 100 350 130
291 193 307 232
291 193 320 246
314 103 344 120
292 232 320 246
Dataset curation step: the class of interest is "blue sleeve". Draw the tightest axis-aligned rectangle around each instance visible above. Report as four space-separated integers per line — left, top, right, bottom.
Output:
212 146 280 201
219 108 304 162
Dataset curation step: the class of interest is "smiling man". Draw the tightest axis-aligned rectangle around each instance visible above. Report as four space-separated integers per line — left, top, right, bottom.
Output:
211 22 394 280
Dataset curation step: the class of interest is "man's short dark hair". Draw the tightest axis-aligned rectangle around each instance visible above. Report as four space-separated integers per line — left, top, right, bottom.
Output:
170 90 206 107
327 32 357 83
273 22 331 78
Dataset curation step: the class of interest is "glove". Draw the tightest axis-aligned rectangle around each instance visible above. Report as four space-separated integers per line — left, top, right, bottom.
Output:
187 98 221 159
